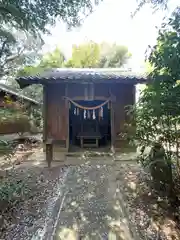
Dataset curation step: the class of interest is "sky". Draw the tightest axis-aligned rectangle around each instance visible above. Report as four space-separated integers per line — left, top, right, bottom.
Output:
43 0 178 71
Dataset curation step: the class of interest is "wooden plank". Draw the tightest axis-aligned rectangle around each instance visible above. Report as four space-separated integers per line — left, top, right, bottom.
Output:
112 84 135 149
59 98 68 140
111 100 115 148
63 96 110 101
43 85 47 142
65 83 69 151
45 82 135 151
46 142 53 167
46 84 68 145
46 85 54 139
95 83 109 97
67 83 85 98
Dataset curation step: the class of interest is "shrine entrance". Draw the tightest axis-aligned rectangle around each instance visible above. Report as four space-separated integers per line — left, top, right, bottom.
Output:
68 99 111 150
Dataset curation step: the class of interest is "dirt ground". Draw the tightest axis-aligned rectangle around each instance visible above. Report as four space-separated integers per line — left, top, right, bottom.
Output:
51 163 134 240
0 164 67 239
0 148 180 240
116 163 180 240
0 162 135 240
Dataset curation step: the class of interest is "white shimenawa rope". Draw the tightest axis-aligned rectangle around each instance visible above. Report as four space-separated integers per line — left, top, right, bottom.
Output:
64 96 110 110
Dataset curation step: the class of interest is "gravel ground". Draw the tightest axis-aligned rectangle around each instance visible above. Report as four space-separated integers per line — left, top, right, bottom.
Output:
0 161 135 240
0 165 68 240
115 162 180 240
50 163 134 240
2 155 179 240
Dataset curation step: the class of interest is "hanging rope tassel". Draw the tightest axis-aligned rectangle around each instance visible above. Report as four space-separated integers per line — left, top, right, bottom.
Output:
93 110 96 119
100 107 103 118
84 110 86 119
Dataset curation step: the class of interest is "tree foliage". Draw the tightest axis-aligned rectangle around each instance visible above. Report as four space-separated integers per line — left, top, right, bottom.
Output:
0 0 102 84
0 30 43 79
0 0 175 38
39 47 65 69
0 0 102 35
65 42 131 68
17 47 65 78
17 41 131 76
14 41 131 104
11 47 67 105
99 42 131 68
65 42 101 68
134 0 169 15
127 9 180 190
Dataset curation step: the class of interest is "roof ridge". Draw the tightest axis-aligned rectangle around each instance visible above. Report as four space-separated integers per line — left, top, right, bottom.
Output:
44 68 140 72
0 84 39 105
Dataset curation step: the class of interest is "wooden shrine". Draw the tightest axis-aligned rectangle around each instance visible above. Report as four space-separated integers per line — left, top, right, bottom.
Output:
16 68 148 166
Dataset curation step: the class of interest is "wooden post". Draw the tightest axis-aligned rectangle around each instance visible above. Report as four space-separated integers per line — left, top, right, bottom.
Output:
80 138 83 148
65 84 69 151
110 100 115 148
95 138 98 148
43 85 48 143
46 139 53 167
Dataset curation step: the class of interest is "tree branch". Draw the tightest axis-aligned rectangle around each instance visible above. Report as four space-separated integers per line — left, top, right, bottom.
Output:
0 39 7 59
3 45 25 67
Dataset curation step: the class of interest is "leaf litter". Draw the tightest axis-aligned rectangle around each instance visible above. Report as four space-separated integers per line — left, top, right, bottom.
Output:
115 162 180 240
0 137 68 240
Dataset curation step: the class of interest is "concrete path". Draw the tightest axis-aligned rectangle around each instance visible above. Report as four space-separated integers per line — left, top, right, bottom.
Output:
44 163 134 240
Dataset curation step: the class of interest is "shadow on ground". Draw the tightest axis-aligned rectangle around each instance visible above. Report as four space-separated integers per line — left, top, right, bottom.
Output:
52 164 133 240
116 163 180 240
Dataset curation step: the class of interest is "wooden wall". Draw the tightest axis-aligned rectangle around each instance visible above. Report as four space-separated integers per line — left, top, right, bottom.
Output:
111 83 135 148
45 82 135 149
45 83 68 147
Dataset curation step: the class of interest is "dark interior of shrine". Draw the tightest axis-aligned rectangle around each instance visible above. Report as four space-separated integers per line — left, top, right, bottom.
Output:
69 100 111 149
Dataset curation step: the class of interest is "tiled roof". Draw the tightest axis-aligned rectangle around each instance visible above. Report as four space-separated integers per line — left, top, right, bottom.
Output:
16 68 149 88
0 84 39 105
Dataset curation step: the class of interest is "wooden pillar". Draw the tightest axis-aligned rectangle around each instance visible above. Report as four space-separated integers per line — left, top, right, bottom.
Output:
43 84 53 167
46 141 53 168
95 138 98 148
80 138 83 148
65 84 69 151
43 85 48 142
111 100 115 149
